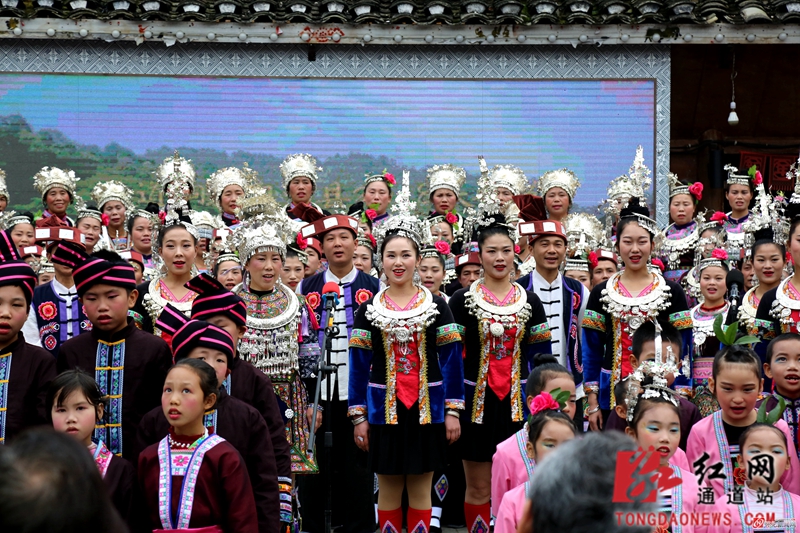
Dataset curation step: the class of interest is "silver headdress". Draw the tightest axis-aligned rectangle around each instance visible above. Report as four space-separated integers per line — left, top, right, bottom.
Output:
725 164 752 187
742 179 789 252
465 158 519 244
161 154 199 241
156 150 196 192
375 170 424 251
364 170 396 189
537 168 580 200
74 197 103 223
605 146 652 215
668 172 689 198
625 322 681 423
206 164 259 209
231 193 291 263
564 250 589 273
91 180 135 213
0 210 33 230
564 213 603 254
356 229 377 252
427 164 467 196
479 156 529 196
190 211 219 240
697 248 730 274
0 168 8 202
618 197 659 237
33 166 79 199
280 153 321 190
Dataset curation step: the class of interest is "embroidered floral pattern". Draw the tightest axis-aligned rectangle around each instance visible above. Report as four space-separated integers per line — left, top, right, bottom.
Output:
306 291 321 310
349 328 372 350
582 309 606 332
669 310 693 330
436 323 463 346
527 323 551 344
355 288 373 306
37 301 57 321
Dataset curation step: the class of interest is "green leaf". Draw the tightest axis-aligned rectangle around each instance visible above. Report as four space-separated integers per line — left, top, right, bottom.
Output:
748 165 757 178
713 315 726 343
768 397 787 426
733 335 760 346
548 388 571 411
757 399 769 424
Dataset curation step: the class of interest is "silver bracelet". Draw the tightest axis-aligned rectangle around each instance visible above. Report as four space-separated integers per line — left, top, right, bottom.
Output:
446 410 460 419
351 416 367 426
586 405 601 415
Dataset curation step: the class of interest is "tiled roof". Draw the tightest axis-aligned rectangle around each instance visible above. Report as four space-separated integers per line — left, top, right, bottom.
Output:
2 0 800 25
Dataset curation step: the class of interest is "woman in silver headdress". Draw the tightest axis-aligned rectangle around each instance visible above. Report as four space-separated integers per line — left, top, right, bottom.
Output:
349 173 464 533
232 202 319 474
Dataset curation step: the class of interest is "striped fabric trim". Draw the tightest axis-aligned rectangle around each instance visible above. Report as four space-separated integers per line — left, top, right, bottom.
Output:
582 309 606 332
436 323 463 346
527 322 551 344
349 328 372 350
669 310 692 330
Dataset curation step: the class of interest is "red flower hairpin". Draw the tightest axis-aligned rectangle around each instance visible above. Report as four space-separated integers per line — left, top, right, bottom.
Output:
296 233 308 250
101 213 110 226
158 211 167 224
710 211 726 224
445 212 458 225
434 241 451 255
711 248 729 260
651 258 666 272
514 245 521 255
368 234 377 248
365 209 378 221
688 182 703 201
383 172 396 186
530 391 560 416
588 251 599 270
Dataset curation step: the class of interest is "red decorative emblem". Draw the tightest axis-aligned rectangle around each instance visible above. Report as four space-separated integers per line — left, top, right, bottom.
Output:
306 292 322 310
38 301 57 321
572 292 581 310
733 466 747 486
43 335 57 351
355 289 373 305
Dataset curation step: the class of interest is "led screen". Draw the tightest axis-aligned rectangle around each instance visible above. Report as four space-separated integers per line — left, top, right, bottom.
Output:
0 75 655 213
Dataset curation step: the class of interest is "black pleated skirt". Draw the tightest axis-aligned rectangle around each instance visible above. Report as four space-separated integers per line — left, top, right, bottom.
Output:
369 402 448 475
460 388 524 463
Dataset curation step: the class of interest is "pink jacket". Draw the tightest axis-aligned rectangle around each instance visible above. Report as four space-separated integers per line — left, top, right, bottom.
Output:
672 447 690 471
491 427 534 518
494 482 528 533
686 411 800 501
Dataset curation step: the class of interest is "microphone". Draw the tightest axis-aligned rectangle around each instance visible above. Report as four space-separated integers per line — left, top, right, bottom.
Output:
322 281 342 329
726 269 744 312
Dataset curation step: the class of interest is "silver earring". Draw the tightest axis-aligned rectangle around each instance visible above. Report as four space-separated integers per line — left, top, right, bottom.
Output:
413 271 421 286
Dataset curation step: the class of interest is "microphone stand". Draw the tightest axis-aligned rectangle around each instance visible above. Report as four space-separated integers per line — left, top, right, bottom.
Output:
725 284 741 325
309 295 342 533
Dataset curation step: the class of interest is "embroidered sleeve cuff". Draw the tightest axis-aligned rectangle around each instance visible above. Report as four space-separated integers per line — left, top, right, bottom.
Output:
674 386 692 397
527 322 551 344
278 480 293 519
668 310 692 330
445 400 465 410
347 405 367 417
349 329 372 350
584 382 599 394
582 310 606 333
753 318 775 340
436 323 464 346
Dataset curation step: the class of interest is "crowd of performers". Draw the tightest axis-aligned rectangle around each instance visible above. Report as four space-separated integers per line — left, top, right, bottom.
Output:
4 146 800 533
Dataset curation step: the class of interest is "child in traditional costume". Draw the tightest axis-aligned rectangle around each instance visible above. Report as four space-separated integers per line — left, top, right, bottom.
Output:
758 333 800 462
0 229 56 444
139 307 281 533
491 354 576 520
687 339 800 502
186 273 294 531
48 370 138 528
705 423 800 533
139 358 258 533
53 241 173 461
